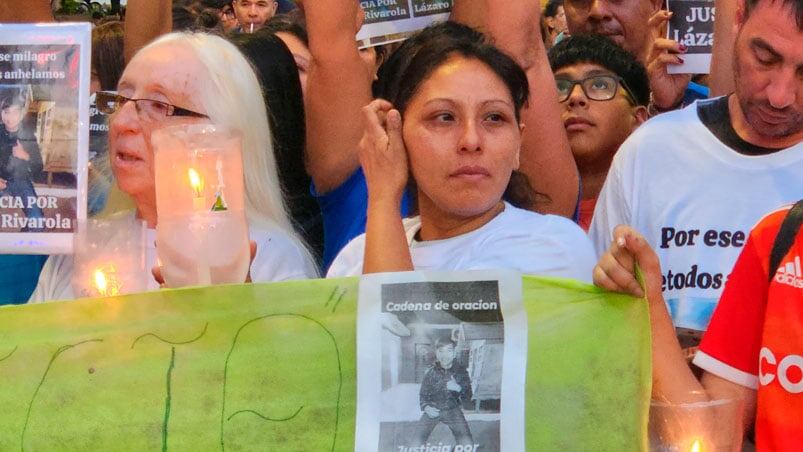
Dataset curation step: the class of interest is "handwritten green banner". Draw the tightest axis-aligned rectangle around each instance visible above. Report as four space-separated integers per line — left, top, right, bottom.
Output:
0 276 649 450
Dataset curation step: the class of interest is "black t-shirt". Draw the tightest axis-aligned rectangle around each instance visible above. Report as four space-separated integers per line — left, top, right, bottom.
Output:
697 95 783 156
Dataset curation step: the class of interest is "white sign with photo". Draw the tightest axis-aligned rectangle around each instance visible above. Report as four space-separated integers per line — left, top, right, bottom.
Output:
0 23 90 253
355 270 526 452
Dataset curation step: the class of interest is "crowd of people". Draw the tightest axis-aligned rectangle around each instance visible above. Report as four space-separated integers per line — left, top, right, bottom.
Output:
1 0 801 448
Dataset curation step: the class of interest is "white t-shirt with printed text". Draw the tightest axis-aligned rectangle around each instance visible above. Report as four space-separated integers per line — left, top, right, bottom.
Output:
327 203 596 282
588 99 803 330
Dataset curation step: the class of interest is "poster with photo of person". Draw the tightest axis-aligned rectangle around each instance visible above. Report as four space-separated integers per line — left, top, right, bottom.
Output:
356 0 452 48
356 270 527 452
0 24 90 253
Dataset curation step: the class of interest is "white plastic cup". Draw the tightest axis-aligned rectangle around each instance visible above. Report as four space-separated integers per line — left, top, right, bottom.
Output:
649 394 744 451
151 124 249 287
71 215 148 298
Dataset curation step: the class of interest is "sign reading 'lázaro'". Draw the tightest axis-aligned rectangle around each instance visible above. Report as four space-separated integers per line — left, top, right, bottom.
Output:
667 0 715 74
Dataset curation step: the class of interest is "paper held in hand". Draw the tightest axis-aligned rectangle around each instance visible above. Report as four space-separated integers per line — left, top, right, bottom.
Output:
0 23 90 253
355 270 527 452
667 0 715 74
356 0 452 48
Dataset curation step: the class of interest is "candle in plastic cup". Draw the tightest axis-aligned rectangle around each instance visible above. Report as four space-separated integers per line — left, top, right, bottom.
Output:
152 124 250 287
71 216 148 298
648 395 743 451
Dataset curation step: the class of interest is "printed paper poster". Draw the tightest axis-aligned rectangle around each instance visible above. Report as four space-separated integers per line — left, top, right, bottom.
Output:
356 0 452 48
667 0 715 74
355 270 527 452
88 92 112 216
0 24 90 253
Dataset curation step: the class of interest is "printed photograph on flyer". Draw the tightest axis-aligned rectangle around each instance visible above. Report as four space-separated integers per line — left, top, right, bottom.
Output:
379 281 503 452
0 24 90 253
356 271 526 452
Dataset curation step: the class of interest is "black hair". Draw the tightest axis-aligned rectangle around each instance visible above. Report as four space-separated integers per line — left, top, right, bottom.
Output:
232 29 324 262
374 21 529 121
746 0 803 29
434 336 456 350
544 0 564 18
202 0 230 8
172 0 222 31
548 34 650 107
0 87 27 111
91 21 125 91
261 13 308 45
374 21 541 209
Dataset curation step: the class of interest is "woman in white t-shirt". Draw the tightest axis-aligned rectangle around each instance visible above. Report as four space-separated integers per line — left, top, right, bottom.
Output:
30 32 317 303
327 23 594 280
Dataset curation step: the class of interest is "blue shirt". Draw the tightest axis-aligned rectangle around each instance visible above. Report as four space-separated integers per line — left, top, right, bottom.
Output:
312 168 413 271
0 254 47 305
683 81 710 106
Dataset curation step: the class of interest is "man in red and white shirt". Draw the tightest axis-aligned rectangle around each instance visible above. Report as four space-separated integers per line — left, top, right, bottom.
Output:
694 206 803 449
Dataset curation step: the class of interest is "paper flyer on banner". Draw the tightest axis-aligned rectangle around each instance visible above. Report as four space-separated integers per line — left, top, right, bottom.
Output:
667 0 715 74
356 270 526 452
356 0 452 48
0 24 90 254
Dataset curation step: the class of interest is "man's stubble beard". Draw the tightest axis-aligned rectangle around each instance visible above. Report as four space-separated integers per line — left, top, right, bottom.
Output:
733 36 803 140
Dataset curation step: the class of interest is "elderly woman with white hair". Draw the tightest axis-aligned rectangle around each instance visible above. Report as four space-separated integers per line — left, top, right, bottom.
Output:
29 32 317 302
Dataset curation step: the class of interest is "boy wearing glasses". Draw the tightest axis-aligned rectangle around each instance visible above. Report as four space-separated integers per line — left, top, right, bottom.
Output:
548 34 649 230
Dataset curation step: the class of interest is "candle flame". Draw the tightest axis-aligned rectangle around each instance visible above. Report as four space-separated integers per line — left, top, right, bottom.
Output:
691 439 702 452
188 168 204 197
92 265 121 297
94 268 108 296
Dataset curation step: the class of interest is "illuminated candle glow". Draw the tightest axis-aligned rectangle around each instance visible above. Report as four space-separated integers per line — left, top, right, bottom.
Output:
188 167 204 196
691 439 702 452
94 268 108 296
93 265 121 297
188 167 206 210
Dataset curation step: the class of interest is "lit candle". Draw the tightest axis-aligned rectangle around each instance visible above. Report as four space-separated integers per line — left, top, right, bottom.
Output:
94 268 108 296
93 265 120 297
187 167 212 284
188 167 206 211
691 439 702 452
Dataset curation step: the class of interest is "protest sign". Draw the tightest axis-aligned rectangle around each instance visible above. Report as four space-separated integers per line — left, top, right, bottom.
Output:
667 0 715 74
0 275 650 450
88 92 113 216
0 24 90 253
356 0 452 48
355 271 526 452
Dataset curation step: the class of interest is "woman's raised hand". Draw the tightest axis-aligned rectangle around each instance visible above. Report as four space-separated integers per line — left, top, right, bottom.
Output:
594 225 663 299
359 99 409 203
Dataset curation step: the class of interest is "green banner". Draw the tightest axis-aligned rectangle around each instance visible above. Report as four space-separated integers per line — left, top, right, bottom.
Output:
0 276 650 450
